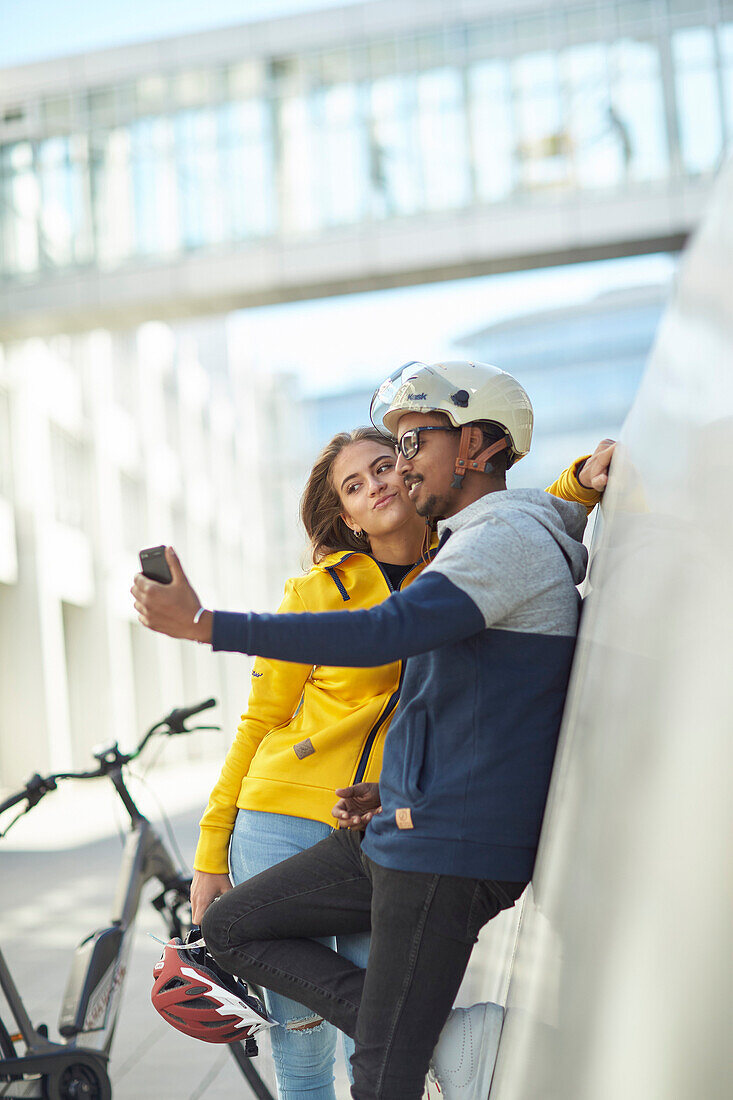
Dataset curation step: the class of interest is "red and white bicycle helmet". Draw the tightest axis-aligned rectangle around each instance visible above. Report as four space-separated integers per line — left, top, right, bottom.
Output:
151 928 275 1044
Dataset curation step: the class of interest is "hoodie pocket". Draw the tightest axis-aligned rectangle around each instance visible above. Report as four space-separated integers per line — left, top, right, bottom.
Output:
401 709 428 801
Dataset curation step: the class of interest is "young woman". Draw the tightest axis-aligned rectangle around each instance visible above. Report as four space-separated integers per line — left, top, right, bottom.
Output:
189 427 604 1100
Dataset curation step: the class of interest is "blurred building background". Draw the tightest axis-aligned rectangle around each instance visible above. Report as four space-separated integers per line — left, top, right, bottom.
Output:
2 0 730 306
0 0 730 783
0 313 309 783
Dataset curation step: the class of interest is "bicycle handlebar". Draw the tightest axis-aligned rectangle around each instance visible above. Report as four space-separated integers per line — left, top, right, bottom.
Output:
166 697 217 733
0 698 218 823
0 773 57 815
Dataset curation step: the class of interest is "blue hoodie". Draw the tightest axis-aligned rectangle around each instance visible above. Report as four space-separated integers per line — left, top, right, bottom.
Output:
212 489 587 881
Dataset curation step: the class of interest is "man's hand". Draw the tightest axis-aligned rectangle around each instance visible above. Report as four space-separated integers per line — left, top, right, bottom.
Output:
578 439 616 491
332 782 382 828
131 547 212 642
190 870 232 924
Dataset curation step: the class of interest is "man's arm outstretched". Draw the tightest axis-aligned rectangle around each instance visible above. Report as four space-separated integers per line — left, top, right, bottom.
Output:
132 546 485 667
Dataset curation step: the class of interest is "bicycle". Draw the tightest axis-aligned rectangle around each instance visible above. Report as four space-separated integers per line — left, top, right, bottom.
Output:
0 699 275 1100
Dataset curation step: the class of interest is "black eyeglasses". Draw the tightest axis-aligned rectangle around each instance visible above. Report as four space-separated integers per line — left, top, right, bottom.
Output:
395 426 457 460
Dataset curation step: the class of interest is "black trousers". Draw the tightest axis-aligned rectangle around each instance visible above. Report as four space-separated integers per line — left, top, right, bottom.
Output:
202 828 525 1100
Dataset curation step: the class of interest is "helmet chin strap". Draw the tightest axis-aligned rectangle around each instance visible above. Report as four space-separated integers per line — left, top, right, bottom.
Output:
452 426 508 488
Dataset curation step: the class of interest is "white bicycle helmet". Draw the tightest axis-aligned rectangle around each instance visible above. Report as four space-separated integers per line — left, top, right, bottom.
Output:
370 360 533 470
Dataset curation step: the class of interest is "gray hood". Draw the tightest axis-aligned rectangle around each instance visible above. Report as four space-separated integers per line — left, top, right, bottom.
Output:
437 488 588 585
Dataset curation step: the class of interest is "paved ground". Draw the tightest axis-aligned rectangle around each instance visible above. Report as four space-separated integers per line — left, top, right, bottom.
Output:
0 797 353 1099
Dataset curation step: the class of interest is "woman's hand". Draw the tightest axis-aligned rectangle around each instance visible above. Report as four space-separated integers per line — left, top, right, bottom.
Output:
332 782 382 828
190 870 233 924
578 439 616 491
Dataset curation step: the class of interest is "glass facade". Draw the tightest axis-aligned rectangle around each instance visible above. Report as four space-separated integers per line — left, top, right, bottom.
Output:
0 0 730 281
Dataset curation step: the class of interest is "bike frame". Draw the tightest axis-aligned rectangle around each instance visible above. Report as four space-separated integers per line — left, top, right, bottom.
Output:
0 729 275 1100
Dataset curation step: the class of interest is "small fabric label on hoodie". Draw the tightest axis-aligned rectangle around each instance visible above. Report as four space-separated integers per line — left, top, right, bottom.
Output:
293 738 315 759
395 808 413 829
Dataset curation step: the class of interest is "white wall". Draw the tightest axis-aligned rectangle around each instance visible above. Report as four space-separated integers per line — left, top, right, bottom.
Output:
480 163 733 1099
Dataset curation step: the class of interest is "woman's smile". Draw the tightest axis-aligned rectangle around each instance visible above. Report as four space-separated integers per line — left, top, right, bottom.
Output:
331 439 428 561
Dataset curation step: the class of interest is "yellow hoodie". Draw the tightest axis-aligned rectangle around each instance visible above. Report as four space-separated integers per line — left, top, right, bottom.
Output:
194 455 599 874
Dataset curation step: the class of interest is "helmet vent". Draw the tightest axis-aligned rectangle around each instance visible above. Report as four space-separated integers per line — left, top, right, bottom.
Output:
152 940 274 1043
184 997 216 1010
450 389 469 407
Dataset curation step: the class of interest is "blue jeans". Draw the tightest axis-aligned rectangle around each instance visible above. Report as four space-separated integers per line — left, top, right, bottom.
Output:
230 809 371 1100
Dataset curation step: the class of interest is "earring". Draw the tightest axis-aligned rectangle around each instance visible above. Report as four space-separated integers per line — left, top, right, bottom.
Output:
354 529 363 537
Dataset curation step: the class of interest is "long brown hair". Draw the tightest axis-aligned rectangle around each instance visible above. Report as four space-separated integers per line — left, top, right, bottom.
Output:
300 427 395 564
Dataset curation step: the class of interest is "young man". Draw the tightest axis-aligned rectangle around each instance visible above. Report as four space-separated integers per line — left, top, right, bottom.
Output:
133 361 589 1100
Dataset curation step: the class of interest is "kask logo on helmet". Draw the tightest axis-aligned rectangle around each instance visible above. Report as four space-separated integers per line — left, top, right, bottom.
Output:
407 393 428 400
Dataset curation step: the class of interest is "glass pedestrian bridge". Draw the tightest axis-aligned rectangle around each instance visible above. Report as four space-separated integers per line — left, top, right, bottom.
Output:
0 0 731 332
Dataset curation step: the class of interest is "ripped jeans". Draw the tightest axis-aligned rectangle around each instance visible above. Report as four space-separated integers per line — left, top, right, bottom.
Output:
230 809 370 1100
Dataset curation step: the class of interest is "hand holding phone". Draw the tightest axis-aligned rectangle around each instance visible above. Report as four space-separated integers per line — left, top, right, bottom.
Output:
139 545 173 584
132 547 211 644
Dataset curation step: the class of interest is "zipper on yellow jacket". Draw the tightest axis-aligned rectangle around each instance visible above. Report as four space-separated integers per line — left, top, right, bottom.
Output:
350 557 424 787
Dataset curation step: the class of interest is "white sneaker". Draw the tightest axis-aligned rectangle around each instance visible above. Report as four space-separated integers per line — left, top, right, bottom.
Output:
423 1064 443 1097
426 1002 504 1100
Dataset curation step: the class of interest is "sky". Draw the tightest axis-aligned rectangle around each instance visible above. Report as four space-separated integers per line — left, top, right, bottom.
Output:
231 253 676 396
1 0 366 68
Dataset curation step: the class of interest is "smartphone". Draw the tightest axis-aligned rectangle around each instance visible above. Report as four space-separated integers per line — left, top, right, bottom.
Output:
139 545 172 584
